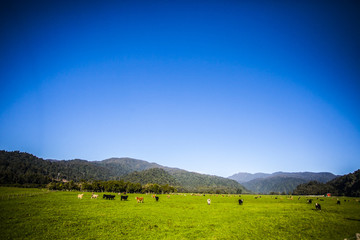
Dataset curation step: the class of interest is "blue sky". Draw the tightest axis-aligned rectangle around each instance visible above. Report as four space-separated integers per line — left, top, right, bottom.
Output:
1 0 359 177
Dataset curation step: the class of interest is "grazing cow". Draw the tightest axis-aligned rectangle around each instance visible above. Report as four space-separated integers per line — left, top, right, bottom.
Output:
152 195 156 198
155 196 159 201
121 195 128 201
103 194 115 200
337 200 341 205
238 199 243 205
136 197 144 203
91 194 98 199
207 199 211 205
307 199 312 204
315 203 321 210
78 194 84 199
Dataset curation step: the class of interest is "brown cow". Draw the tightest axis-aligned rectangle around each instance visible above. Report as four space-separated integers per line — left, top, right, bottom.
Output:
136 197 144 203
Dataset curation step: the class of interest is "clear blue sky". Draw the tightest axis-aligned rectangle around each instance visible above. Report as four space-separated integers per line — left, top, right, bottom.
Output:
1 0 359 177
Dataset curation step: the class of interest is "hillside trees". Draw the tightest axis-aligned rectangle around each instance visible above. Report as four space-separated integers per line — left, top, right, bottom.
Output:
1 150 246 194
293 170 360 197
46 180 177 193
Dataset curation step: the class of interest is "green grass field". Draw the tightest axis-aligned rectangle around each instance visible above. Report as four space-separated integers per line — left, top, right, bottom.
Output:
0 187 359 239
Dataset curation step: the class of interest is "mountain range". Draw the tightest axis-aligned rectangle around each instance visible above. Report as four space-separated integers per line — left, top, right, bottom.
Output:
2 150 356 195
0 150 246 193
228 171 338 194
293 169 360 197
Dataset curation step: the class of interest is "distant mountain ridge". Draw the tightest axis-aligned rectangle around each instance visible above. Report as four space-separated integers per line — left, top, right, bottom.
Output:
228 171 337 194
228 172 271 183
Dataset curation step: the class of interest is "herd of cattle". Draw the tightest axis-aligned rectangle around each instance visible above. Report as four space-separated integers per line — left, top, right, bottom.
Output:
75 193 355 210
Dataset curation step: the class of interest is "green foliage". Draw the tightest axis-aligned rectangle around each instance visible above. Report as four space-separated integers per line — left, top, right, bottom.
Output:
0 150 112 184
328 170 360 197
46 180 177 194
93 157 162 177
121 168 178 186
1 187 360 239
293 170 360 197
165 169 247 194
0 150 247 194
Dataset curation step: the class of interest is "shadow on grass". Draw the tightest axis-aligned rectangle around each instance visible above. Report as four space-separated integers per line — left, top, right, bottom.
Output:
344 217 360 222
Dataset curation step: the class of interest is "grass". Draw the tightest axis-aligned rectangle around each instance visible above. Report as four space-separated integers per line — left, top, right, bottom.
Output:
0 187 359 239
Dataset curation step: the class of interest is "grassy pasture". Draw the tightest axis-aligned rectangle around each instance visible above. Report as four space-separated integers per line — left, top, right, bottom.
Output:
0 187 359 239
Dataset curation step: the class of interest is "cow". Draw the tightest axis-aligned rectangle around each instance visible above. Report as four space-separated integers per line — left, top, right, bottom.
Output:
315 203 321 210
238 199 243 205
136 197 144 203
91 194 98 199
78 194 84 199
207 199 211 205
337 199 341 205
155 196 159 201
103 194 115 200
307 199 313 204
121 195 128 201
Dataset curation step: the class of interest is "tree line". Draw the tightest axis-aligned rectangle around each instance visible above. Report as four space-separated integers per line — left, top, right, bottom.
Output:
47 180 177 194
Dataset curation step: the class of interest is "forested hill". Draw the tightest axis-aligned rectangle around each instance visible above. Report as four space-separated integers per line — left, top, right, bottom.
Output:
120 168 178 186
93 157 162 177
0 150 247 193
293 169 360 197
0 150 112 183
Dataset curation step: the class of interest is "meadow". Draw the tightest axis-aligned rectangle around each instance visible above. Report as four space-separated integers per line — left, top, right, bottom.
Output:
0 187 359 239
